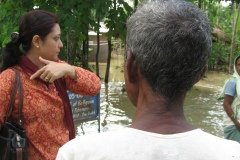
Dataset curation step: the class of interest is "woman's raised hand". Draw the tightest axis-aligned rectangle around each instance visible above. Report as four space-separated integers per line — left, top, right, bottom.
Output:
30 57 76 83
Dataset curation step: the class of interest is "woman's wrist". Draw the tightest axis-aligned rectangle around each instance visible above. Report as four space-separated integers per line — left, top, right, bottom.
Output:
65 65 76 79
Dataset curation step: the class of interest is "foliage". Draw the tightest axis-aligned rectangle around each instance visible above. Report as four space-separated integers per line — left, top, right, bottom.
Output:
209 41 230 70
208 1 233 71
0 0 133 67
104 0 133 41
1 0 240 73
188 0 240 72
0 1 26 48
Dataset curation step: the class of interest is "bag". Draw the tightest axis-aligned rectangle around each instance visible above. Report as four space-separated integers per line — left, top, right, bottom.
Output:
0 69 28 160
0 121 28 160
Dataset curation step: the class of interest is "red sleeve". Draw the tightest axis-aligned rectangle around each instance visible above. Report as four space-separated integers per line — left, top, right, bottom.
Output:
0 69 15 124
65 67 101 96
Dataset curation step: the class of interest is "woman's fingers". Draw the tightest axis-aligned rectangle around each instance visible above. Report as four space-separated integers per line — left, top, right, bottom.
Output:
45 72 54 83
30 59 69 82
48 76 55 83
30 66 52 82
30 67 45 80
40 69 50 81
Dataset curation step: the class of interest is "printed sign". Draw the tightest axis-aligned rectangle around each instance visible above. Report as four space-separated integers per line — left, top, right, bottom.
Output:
68 91 100 123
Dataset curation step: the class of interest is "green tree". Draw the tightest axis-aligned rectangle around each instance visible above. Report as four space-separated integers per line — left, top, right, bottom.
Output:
104 0 133 83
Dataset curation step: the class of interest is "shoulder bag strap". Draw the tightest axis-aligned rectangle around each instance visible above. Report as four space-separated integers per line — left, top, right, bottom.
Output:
5 69 23 126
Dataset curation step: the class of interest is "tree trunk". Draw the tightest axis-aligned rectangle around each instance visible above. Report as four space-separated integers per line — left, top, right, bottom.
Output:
95 15 100 77
134 0 138 8
105 40 112 83
198 0 202 9
229 2 240 73
216 0 221 25
82 27 89 69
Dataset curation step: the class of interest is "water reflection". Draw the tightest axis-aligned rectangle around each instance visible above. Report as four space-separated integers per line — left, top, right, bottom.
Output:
76 82 134 135
76 71 231 138
184 86 225 137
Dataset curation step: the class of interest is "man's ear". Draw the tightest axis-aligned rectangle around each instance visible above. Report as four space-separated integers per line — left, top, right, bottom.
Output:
126 52 138 83
125 51 139 107
32 35 41 48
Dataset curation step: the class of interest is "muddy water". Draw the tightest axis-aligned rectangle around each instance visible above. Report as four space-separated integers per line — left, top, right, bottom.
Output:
77 54 231 138
184 71 230 137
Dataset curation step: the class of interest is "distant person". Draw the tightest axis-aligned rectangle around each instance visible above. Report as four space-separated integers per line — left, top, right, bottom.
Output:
56 0 240 159
221 55 240 143
0 10 101 159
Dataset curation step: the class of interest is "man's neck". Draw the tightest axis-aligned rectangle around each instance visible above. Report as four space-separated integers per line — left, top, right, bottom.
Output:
131 92 195 134
131 112 195 134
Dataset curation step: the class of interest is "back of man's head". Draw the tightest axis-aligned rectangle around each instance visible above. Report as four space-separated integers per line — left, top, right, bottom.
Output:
126 0 212 101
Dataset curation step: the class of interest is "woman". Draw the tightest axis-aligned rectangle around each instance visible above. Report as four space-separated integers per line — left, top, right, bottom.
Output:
222 55 240 143
0 10 101 159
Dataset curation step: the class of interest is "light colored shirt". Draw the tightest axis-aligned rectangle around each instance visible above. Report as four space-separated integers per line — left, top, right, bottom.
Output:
56 128 240 160
225 79 236 97
0 66 100 160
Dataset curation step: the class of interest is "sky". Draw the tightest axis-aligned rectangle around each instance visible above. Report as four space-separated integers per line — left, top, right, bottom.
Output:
220 0 231 7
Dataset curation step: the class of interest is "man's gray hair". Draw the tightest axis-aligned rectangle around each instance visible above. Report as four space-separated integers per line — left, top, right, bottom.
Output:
126 0 212 101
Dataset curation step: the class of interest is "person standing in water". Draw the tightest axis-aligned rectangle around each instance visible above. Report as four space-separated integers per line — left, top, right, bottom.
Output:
222 55 240 143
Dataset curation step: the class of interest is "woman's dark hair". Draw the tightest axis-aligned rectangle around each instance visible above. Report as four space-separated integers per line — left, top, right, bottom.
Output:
1 10 59 72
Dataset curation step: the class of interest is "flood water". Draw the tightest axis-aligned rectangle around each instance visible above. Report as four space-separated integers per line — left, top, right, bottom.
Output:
77 53 231 138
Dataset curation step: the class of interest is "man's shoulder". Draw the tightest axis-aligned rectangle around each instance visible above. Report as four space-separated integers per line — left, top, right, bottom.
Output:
61 128 131 147
57 128 132 159
198 130 240 150
57 129 240 160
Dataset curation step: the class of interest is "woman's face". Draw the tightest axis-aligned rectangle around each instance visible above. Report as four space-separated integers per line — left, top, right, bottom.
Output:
236 58 240 76
39 23 63 61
